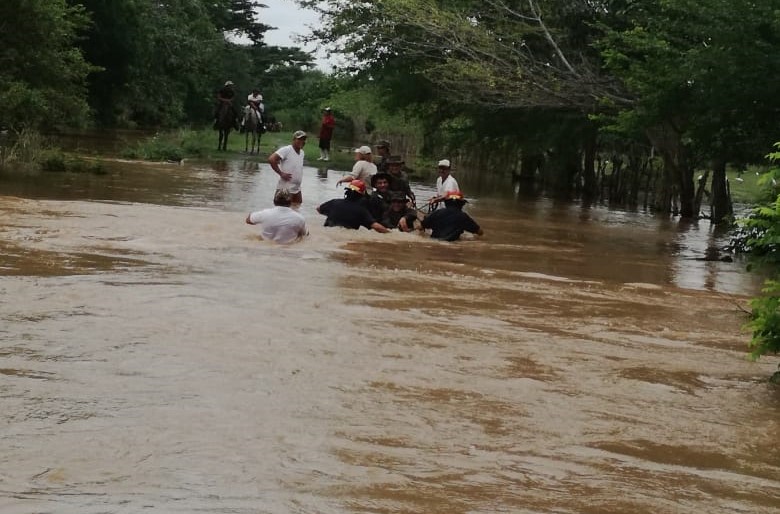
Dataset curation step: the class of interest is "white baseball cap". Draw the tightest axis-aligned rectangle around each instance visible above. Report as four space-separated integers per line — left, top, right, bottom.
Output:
353 145 372 155
437 159 451 168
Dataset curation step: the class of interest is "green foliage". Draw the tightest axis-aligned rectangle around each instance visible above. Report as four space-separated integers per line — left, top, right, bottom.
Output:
0 0 95 129
597 0 780 166
739 144 780 362
746 279 780 360
40 150 105 174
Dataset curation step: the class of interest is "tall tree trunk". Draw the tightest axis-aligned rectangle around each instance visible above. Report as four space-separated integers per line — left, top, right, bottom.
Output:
678 166 695 218
694 169 710 216
647 122 695 217
711 158 732 224
519 152 543 181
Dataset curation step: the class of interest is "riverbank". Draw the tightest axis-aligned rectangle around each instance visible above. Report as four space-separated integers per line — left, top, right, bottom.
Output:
120 128 357 172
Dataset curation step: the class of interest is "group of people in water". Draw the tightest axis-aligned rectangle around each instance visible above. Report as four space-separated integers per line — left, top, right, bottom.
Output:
246 130 484 245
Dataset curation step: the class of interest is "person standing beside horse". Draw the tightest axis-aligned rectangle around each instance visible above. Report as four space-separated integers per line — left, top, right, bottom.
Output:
317 107 335 161
268 130 308 204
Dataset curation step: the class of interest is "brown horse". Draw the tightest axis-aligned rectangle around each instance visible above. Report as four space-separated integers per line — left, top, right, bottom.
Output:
214 101 239 151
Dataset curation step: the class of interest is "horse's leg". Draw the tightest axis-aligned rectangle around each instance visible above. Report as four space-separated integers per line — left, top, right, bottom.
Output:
245 130 249 153
255 130 262 154
223 129 230 151
218 129 224 151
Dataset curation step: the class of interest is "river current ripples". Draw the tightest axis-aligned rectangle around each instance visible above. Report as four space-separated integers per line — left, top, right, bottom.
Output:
1 156 778 513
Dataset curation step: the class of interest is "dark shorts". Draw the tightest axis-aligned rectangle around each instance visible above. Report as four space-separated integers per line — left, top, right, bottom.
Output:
280 191 302 204
318 138 331 150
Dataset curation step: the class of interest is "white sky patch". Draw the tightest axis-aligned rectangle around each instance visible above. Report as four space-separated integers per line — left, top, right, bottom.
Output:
258 0 336 71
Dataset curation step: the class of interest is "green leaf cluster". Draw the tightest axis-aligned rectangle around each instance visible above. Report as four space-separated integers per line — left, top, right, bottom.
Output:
0 0 95 129
741 145 780 361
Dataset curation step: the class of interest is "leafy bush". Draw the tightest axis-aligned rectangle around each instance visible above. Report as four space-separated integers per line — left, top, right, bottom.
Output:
742 143 780 365
746 280 780 360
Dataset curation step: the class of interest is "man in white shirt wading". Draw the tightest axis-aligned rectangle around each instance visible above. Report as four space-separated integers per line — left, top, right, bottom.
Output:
428 159 460 205
268 130 307 204
245 189 307 244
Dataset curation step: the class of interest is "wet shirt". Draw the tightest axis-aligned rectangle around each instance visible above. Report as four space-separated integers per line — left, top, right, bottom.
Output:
388 174 414 199
376 156 389 174
248 206 306 244
273 144 305 194
436 174 459 197
217 86 235 101
349 161 377 192
421 207 480 241
382 207 417 230
318 199 377 230
319 113 335 140
367 191 391 221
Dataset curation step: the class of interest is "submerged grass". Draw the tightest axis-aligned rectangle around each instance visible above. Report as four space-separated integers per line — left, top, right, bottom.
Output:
0 129 105 175
728 165 773 204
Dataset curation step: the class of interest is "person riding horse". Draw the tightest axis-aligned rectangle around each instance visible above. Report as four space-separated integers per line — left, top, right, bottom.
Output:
214 81 240 151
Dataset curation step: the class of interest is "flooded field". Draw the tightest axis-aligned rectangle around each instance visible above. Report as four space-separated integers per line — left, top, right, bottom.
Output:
1 157 778 513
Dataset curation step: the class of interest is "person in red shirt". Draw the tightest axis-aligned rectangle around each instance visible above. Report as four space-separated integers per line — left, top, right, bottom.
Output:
318 107 336 161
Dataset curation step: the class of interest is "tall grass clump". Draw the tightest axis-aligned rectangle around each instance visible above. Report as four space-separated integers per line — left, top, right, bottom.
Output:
0 129 52 172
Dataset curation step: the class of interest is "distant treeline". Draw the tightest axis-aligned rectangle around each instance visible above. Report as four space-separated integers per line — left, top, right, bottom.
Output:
5 1 780 219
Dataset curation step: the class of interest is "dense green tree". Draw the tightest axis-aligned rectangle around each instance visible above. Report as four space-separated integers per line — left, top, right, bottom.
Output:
597 0 780 219
0 0 94 129
301 0 616 194
70 0 304 126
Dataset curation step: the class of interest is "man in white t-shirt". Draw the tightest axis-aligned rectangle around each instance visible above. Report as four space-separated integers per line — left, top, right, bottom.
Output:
268 130 307 204
336 145 377 192
429 159 460 205
245 189 307 244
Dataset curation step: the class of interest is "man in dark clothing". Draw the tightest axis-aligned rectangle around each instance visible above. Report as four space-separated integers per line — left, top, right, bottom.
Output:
375 140 391 173
214 80 239 130
316 180 389 232
367 172 393 221
382 192 418 232
387 155 415 204
421 191 483 241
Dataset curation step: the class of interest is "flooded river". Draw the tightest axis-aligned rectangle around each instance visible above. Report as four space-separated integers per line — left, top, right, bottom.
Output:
1 157 778 513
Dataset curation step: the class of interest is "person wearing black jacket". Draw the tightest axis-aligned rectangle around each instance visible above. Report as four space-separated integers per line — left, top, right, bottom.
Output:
421 191 483 241
317 180 389 233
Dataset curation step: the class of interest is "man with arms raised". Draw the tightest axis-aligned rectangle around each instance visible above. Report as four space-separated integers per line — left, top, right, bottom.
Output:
269 130 307 204
245 189 307 244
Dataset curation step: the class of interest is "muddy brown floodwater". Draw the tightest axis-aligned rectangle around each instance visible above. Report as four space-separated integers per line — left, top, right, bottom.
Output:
1 157 778 513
